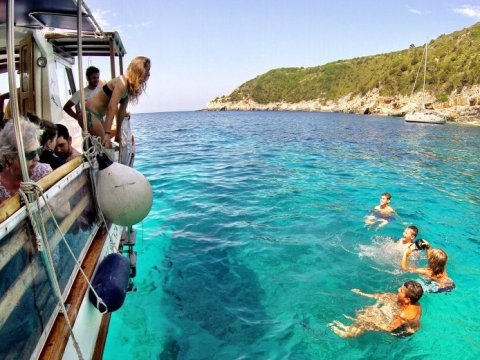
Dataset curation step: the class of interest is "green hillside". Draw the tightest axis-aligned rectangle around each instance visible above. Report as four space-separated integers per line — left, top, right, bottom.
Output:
222 22 480 104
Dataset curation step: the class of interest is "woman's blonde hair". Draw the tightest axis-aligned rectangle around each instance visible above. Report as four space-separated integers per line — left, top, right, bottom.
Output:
125 56 150 104
428 248 448 276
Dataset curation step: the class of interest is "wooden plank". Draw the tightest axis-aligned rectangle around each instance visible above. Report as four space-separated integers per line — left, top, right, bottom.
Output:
92 313 112 360
119 55 124 75
109 38 116 79
39 226 108 360
0 157 83 223
0 175 88 272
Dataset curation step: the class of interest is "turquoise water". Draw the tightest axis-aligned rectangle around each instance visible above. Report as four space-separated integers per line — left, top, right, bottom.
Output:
104 111 480 359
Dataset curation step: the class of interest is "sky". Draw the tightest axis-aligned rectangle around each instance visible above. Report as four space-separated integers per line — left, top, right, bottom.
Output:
7 1 480 113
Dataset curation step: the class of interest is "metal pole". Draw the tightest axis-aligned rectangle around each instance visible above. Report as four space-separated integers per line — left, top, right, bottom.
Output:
422 43 427 109
77 0 88 137
7 0 30 182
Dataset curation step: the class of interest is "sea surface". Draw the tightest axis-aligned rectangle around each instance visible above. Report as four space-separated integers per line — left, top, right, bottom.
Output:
104 111 480 360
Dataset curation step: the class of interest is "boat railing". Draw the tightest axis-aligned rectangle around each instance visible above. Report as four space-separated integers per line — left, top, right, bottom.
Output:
0 157 103 359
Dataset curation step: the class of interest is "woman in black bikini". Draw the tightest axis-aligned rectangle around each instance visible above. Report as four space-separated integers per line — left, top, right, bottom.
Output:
78 56 150 148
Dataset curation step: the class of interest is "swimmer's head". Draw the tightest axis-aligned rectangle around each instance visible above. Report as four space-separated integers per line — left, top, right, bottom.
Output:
380 192 391 205
403 226 418 242
428 248 448 275
400 281 423 304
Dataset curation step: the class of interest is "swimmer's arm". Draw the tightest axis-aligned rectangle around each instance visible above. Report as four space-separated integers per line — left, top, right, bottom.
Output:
351 289 381 299
401 249 431 276
401 248 414 271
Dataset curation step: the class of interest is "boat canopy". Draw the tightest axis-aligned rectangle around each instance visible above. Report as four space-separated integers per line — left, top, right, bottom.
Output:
45 31 126 58
0 0 101 34
0 0 126 74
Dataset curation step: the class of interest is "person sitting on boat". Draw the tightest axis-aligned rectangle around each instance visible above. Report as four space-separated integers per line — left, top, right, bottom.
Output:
397 225 418 247
0 92 10 127
38 119 66 170
329 281 423 338
54 124 81 162
402 240 455 292
63 66 103 120
364 192 398 230
79 56 150 148
0 119 52 203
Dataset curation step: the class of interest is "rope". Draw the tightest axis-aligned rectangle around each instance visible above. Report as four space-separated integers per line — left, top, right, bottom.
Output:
83 134 119 254
19 182 84 359
19 180 111 359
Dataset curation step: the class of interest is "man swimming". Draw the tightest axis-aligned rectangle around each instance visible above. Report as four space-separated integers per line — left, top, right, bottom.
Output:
329 281 423 338
364 192 398 230
397 225 419 246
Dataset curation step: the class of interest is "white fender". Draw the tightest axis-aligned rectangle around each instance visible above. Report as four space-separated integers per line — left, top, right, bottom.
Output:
96 156 153 226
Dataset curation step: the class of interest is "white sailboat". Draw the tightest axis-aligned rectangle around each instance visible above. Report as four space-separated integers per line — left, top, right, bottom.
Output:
405 43 446 124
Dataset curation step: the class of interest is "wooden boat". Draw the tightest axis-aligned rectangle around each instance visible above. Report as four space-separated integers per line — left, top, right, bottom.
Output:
405 43 446 125
0 1 142 359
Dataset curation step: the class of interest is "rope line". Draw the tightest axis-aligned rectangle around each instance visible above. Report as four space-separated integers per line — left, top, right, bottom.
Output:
19 183 84 360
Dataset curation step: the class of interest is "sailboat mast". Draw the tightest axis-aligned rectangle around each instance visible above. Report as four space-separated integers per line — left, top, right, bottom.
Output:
422 43 427 108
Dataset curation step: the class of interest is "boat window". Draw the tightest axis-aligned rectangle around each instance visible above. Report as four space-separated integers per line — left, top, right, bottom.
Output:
0 168 100 359
55 61 72 109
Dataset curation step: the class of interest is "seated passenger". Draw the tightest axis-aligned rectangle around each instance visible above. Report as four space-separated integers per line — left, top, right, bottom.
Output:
397 225 419 247
39 120 66 170
364 192 398 230
329 281 423 338
0 92 9 127
402 240 455 292
55 124 81 162
0 119 52 203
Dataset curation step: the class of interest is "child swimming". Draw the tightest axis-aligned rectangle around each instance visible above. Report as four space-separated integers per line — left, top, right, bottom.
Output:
401 240 455 292
329 281 423 338
364 192 398 230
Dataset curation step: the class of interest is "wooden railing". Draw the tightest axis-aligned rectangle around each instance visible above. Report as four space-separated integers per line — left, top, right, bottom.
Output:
0 156 83 223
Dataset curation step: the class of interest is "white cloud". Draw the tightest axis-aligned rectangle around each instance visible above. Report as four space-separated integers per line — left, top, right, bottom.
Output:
408 8 422 15
453 5 480 18
92 8 110 28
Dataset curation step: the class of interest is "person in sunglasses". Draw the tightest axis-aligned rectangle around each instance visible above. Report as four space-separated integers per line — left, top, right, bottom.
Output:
0 119 52 203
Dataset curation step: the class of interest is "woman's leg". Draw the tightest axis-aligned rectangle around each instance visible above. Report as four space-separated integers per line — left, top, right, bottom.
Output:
77 112 106 141
329 320 366 338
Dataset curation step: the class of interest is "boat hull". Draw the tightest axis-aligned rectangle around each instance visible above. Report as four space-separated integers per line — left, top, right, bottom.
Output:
405 112 446 124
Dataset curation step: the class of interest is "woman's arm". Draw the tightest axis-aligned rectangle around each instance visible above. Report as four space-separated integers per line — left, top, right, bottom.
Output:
115 100 129 143
401 248 431 276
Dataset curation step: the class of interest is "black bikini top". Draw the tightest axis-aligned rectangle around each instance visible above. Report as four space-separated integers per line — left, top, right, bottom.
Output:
103 84 127 104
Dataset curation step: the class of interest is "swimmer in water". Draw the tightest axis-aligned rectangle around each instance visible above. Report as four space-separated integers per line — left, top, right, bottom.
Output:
364 192 398 230
397 225 419 247
402 240 455 292
329 281 423 338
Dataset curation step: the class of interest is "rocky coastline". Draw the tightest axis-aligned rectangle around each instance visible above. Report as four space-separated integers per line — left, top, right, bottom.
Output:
204 86 480 125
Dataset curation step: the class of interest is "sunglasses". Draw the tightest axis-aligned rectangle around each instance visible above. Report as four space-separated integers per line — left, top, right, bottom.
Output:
25 147 43 161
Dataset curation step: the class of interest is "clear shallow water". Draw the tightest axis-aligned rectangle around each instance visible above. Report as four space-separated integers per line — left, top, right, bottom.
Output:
104 111 480 359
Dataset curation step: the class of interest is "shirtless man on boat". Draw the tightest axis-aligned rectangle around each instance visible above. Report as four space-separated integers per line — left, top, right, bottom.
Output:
329 281 423 338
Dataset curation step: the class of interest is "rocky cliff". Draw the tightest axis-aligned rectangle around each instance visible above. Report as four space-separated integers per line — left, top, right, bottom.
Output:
205 85 480 125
